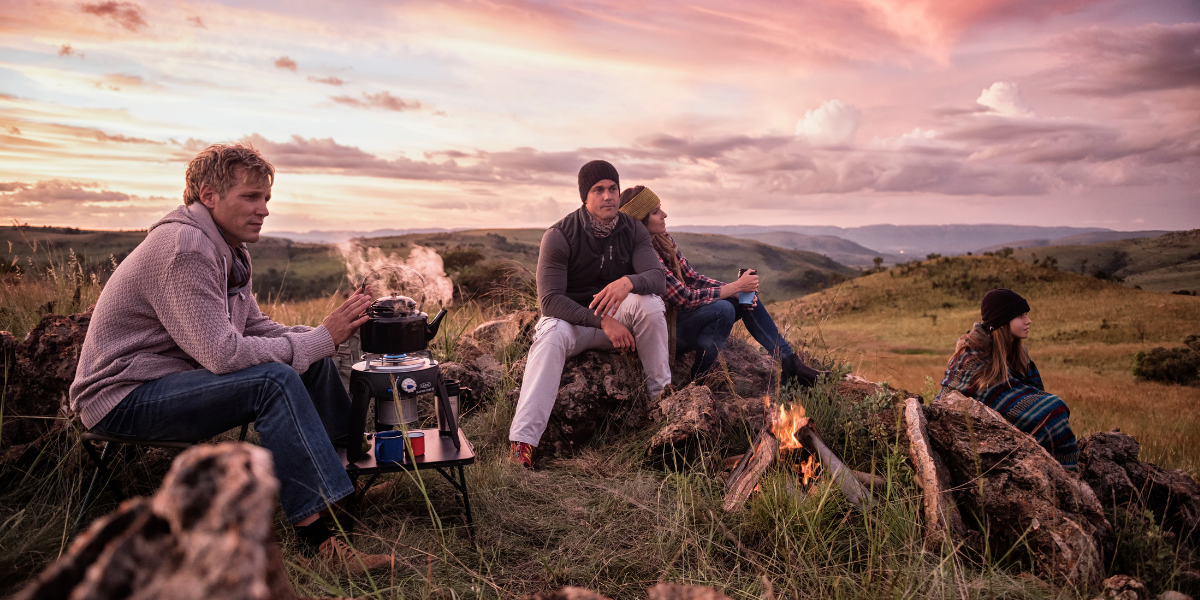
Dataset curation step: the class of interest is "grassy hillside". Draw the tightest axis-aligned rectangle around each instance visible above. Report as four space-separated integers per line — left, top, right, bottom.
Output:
730 231 903 267
774 254 1200 474
1007 229 1200 293
977 230 1171 253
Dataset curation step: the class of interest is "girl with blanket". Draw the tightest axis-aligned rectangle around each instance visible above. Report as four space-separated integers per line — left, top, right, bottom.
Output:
939 288 1079 470
617 185 823 387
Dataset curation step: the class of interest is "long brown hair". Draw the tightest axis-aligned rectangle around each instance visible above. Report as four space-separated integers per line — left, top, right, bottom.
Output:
952 322 1031 391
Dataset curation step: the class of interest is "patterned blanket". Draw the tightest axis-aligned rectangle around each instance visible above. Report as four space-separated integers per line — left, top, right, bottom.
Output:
939 348 1078 470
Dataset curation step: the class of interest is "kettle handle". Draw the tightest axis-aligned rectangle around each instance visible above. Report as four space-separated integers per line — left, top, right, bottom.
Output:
425 308 448 340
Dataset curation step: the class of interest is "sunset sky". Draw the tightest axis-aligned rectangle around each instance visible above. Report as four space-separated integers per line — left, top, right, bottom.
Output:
1 0 1197 233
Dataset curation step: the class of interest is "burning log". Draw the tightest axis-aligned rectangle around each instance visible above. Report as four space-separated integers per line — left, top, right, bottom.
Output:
903 397 966 549
723 398 873 512
722 426 780 511
793 425 874 512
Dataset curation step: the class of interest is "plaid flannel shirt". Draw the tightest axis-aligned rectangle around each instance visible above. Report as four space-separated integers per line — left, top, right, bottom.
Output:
661 248 726 311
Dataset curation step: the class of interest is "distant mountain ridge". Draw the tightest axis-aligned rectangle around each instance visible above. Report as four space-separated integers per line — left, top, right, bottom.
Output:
671 224 1118 256
975 230 1171 253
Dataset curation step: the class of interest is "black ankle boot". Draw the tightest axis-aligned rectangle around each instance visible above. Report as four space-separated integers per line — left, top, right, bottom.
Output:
782 354 823 388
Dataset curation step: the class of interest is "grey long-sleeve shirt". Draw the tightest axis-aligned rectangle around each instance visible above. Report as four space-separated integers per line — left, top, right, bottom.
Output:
536 221 665 329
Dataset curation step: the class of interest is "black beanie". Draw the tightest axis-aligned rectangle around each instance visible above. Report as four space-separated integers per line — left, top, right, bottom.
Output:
981 288 1031 332
578 160 619 202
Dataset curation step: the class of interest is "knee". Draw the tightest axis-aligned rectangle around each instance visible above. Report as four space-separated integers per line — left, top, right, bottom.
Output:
259 363 304 397
532 320 572 351
631 293 665 316
714 300 736 324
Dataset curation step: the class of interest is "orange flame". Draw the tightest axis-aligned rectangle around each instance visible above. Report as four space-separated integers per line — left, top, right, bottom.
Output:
770 401 809 451
800 455 819 486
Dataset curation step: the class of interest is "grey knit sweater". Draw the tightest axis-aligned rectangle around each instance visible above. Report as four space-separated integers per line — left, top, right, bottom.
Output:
69 203 335 429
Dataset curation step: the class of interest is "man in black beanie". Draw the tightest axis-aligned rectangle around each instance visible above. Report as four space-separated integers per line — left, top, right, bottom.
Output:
508 160 669 468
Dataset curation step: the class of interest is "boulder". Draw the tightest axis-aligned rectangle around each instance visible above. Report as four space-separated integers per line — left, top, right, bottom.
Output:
924 390 1112 589
1 311 91 475
534 349 655 456
1078 430 1200 539
13 442 297 600
648 383 720 453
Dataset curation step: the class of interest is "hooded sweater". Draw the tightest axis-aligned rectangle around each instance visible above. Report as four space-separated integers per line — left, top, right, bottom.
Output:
69 203 336 429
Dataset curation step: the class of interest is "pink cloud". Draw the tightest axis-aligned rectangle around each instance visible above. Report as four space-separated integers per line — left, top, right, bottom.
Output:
308 75 344 86
1050 23 1200 96
79 2 146 32
330 91 421 112
274 56 297 71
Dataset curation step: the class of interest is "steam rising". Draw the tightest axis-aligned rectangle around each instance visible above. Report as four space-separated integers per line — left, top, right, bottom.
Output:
338 241 454 309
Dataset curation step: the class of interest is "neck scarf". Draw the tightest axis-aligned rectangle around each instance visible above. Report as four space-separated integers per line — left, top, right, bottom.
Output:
587 209 618 238
217 228 251 296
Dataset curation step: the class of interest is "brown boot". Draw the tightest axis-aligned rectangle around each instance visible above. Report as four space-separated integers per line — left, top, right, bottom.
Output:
301 537 392 575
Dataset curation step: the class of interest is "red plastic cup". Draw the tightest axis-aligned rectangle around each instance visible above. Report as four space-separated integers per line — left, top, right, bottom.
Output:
407 431 425 456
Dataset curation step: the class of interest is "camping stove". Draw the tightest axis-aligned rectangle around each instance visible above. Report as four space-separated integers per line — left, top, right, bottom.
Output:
345 291 458 465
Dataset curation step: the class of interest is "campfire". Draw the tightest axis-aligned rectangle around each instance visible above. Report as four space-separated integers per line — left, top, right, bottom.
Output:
723 397 873 512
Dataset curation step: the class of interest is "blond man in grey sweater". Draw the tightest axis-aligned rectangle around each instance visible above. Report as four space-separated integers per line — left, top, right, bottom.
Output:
70 143 388 571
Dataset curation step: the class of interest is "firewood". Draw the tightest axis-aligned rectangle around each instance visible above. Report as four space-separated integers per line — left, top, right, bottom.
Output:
903 397 966 549
851 470 888 490
795 425 874 511
722 427 780 511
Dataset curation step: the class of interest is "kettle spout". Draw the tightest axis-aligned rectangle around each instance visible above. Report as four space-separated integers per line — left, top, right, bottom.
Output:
425 308 448 341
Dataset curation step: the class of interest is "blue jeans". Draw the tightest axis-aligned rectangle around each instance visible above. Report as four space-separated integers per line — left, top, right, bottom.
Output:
675 298 793 378
92 357 354 524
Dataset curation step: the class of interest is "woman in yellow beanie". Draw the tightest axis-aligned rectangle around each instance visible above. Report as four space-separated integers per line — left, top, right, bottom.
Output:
619 186 823 386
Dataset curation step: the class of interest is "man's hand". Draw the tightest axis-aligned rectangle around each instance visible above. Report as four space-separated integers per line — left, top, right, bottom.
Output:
600 315 635 351
323 291 372 346
590 276 633 317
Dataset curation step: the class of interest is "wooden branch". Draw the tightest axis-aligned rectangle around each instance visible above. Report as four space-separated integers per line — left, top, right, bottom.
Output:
796 425 874 511
722 427 780 512
904 397 966 549
851 470 888 490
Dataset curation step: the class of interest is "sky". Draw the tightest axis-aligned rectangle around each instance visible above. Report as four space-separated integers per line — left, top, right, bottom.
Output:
1 0 1197 234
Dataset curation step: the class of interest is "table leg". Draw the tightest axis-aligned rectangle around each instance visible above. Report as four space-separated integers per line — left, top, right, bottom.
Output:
457 464 475 536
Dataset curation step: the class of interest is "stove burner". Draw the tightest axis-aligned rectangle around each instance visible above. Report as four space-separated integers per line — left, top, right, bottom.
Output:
362 352 435 373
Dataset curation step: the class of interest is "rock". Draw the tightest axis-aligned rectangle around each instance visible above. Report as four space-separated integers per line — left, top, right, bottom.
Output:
13 442 297 600
676 336 777 398
1 312 90 446
1 311 92 478
648 384 719 453
536 350 654 455
924 390 1112 589
647 583 733 600
1093 574 1146 600
1078 430 1200 539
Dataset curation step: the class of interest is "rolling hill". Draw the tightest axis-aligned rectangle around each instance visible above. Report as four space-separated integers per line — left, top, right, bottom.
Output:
728 231 902 267
1006 229 1200 294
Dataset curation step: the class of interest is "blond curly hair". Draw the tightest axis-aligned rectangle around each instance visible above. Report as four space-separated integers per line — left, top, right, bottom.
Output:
183 143 274 205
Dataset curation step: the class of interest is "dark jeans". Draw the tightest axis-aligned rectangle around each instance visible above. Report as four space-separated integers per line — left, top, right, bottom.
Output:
92 357 354 524
675 298 793 378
